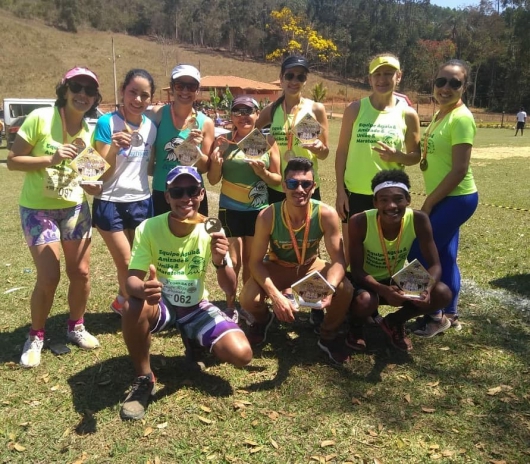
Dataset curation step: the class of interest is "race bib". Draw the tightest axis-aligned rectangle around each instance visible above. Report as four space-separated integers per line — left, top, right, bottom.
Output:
162 278 201 307
42 165 82 201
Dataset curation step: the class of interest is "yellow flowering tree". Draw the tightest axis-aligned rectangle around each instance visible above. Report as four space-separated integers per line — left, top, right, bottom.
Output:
266 7 339 66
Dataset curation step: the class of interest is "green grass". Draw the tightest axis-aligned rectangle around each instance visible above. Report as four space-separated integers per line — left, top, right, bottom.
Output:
1 128 530 461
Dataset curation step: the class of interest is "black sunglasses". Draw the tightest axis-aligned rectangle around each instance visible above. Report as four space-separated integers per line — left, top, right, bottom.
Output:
434 77 463 90
283 73 308 83
173 81 200 92
67 81 98 97
168 185 203 199
285 179 314 190
231 107 256 116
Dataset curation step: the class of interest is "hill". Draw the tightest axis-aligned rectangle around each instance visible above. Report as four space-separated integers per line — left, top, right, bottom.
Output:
0 10 369 107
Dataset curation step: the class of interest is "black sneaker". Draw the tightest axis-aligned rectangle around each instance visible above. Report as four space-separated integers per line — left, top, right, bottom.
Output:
379 317 413 352
309 309 325 335
345 325 366 352
317 337 350 364
120 374 156 420
246 312 274 345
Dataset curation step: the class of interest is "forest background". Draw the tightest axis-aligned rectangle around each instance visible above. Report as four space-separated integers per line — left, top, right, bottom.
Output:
1 0 530 111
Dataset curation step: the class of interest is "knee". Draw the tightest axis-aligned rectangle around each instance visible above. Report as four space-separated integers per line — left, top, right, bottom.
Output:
122 297 150 323
239 280 265 312
350 291 376 318
432 282 452 308
231 343 253 368
36 271 61 292
66 264 90 282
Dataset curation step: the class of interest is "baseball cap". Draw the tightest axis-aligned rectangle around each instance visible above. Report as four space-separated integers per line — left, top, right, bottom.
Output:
369 56 401 74
281 56 309 73
171 64 201 83
62 67 99 85
231 95 259 110
166 166 202 185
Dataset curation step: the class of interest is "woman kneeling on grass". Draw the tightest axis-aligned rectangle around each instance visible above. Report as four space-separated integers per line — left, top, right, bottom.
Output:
92 69 157 315
7 67 102 368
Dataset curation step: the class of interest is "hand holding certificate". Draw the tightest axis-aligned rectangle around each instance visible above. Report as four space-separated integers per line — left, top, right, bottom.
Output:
392 259 435 300
292 270 335 309
70 147 110 185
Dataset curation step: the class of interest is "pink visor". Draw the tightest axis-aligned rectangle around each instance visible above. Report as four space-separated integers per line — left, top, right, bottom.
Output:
62 67 99 85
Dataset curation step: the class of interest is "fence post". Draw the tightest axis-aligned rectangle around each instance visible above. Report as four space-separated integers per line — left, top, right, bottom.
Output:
501 111 505 128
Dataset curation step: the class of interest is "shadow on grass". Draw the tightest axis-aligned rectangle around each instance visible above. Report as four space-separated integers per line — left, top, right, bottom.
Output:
490 273 530 299
67 354 234 435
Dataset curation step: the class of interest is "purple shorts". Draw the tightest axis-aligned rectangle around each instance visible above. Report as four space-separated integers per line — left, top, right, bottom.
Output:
20 202 92 247
151 298 241 351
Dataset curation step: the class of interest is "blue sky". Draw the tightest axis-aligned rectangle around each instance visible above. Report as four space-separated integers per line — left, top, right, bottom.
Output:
430 0 480 8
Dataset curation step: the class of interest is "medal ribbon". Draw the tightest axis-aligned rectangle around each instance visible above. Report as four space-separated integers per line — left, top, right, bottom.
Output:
282 98 303 152
377 214 404 278
170 104 197 131
282 199 311 266
59 108 85 153
120 108 143 135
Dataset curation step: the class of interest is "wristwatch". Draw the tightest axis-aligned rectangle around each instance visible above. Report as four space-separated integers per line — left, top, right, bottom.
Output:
213 257 227 269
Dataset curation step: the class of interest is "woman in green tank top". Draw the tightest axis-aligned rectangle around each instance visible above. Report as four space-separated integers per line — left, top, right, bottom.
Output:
335 53 421 265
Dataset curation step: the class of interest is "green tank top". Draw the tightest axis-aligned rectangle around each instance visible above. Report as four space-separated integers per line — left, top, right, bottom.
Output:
219 139 270 211
152 106 207 192
363 208 416 281
345 97 407 195
270 98 320 192
268 199 323 266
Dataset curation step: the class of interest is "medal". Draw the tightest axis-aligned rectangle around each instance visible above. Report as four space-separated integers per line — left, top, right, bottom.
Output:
186 117 199 130
130 131 144 147
174 141 201 166
72 138 86 155
419 158 428 171
205 217 223 234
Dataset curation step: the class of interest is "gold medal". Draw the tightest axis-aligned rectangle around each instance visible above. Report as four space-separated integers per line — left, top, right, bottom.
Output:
72 138 86 155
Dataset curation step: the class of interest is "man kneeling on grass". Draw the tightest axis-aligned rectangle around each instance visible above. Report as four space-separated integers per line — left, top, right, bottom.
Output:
239 158 353 365
347 169 452 352
120 166 252 420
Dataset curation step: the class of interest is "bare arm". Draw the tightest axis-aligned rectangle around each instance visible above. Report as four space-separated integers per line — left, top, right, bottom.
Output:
211 232 237 296
126 266 163 306
321 204 347 288
194 117 214 173
302 102 329 160
255 104 273 130
7 134 76 171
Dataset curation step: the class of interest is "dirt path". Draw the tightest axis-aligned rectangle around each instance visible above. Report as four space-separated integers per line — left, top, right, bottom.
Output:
473 146 530 160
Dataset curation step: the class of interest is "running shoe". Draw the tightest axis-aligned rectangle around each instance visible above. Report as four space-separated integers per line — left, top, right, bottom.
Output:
120 374 156 420
413 315 451 338
317 337 350 364
379 317 413 352
67 324 100 350
246 312 274 345
20 335 44 368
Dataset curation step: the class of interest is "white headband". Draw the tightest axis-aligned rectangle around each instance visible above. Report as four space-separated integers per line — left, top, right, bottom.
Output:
373 181 409 195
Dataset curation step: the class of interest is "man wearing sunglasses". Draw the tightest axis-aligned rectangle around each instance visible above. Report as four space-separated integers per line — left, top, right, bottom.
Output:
119 165 252 420
239 158 353 365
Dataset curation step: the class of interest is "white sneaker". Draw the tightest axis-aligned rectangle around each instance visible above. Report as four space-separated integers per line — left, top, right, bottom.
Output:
20 335 44 368
67 324 100 350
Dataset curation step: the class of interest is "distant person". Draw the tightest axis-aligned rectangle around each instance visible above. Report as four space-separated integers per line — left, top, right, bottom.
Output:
208 96 282 314
335 53 420 265
92 69 157 316
348 170 452 352
408 59 478 336
7 67 102 368
119 166 252 420
239 158 353 365
515 107 527 136
148 64 214 216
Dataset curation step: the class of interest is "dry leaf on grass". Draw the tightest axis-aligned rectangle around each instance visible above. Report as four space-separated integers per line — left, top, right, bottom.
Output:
439 346 450 351
351 397 362 405
320 440 335 447
269 438 279 449
200 405 212 413
267 411 279 420
156 422 168 429
429 444 440 450
197 416 213 425
249 446 263 454
442 450 454 457
489 461 507 464
310 457 325 463
487 386 502 396
143 427 153 437
325 454 337 461
426 381 440 387
404 394 411 403
244 439 259 446
421 407 436 413
367 430 378 437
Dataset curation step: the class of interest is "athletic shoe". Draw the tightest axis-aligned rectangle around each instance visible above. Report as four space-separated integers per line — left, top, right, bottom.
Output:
120 374 156 420
345 325 366 352
317 337 350 364
246 312 274 345
379 317 413 352
20 335 44 368
66 324 100 350
446 314 462 331
413 315 451 338
110 297 123 316
223 308 239 324
282 292 299 310
309 309 325 335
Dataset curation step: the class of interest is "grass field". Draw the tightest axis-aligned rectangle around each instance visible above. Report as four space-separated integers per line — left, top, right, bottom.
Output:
0 120 529 463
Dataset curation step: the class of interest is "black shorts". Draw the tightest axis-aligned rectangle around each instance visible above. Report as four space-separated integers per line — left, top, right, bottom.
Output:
152 189 208 217
517 121 525 129
341 191 374 224
218 208 260 237
267 187 321 205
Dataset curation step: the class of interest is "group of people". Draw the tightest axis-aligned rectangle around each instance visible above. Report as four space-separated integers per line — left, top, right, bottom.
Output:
7 53 478 421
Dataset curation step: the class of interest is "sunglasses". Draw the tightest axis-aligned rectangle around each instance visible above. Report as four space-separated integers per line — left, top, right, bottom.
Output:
434 77 463 90
283 73 308 83
173 81 200 92
231 107 256 116
285 179 314 190
168 185 203 199
67 81 98 97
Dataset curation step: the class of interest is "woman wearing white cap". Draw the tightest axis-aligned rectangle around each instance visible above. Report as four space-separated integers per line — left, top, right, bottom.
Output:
335 53 421 263
256 55 329 204
7 66 103 368
148 64 214 216
208 95 281 313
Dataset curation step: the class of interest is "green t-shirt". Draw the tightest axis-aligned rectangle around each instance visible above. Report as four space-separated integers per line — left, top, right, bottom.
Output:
129 213 212 307
270 98 320 192
362 208 416 281
421 104 477 196
17 107 91 209
345 97 407 195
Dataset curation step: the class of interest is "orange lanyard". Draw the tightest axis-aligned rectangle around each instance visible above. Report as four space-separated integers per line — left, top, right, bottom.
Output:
170 104 196 131
282 200 311 266
59 108 70 144
282 99 303 151
377 214 403 277
59 108 85 154
120 108 143 134
215 130 239 148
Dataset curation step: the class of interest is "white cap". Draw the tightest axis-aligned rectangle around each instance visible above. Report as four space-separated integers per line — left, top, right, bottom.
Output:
171 64 201 83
